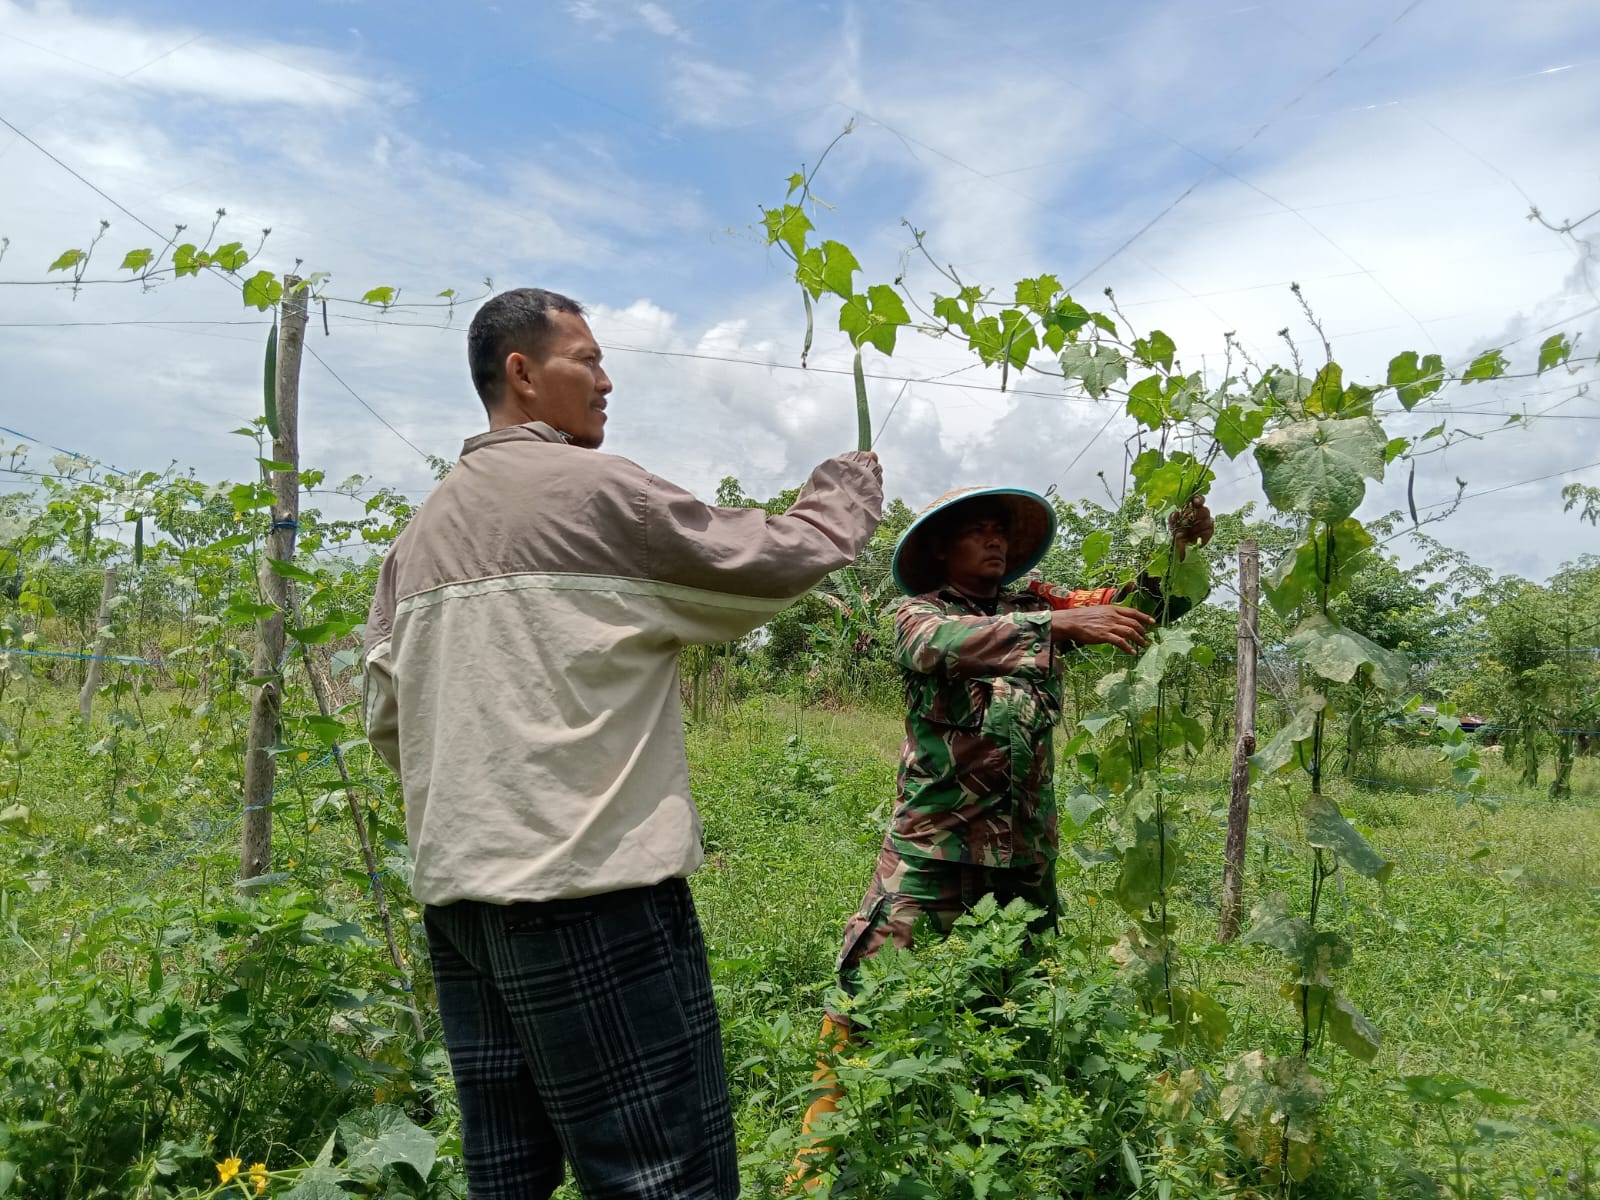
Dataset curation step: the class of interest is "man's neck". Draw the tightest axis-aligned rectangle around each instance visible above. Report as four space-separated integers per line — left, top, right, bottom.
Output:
946 579 1001 602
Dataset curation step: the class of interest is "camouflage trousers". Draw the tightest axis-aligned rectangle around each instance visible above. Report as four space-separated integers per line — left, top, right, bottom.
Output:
834 838 1059 998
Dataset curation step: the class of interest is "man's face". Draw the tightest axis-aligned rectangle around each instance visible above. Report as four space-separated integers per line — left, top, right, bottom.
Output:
505 310 613 448
939 513 1009 593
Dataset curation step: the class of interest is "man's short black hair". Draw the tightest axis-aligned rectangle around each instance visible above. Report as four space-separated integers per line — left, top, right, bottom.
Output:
467 288 586 409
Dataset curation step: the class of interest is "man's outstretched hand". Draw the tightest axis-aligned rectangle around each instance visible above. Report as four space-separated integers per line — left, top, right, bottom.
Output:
1050 604 1156 654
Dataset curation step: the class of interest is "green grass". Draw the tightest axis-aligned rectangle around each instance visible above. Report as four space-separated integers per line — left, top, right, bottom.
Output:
4 683 1597 1196
683 698 1600 1196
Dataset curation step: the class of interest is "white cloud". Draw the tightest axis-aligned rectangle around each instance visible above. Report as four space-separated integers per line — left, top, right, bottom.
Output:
665 58 754 128
0 0 406 109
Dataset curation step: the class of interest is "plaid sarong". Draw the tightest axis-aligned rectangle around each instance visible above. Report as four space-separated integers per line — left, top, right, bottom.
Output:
424 879 737 1199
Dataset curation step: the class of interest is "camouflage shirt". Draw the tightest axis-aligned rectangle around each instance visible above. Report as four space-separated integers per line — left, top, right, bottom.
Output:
889 586 1069 868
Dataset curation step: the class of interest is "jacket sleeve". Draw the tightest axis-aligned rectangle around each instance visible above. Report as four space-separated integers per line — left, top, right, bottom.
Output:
642 450 883 645
360 558 401 777
895 598 1054 681
1027 580 1119 609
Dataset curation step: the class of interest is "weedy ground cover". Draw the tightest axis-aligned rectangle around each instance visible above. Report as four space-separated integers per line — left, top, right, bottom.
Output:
3 689 1596 1198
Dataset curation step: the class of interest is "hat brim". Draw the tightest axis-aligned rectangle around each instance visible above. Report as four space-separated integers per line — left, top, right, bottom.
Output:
891 487 1058 596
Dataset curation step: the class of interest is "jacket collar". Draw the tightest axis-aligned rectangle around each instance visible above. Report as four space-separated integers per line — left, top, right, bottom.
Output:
460 421 573 457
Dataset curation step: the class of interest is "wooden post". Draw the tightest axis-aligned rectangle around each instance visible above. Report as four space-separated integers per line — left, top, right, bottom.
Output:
241 278 306 882
1218 538 1259 943
77 564 117 723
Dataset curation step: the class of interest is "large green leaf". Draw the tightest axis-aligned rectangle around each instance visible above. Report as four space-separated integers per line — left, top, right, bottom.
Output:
338 1104 437 1182
1286 613 1409 694
1059 343 1127 398
1254 418 1386 522
1249 692 1325 775
1303 793 1391 882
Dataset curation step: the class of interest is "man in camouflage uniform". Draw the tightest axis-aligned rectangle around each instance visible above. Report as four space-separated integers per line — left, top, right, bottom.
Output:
791 485 1211 1177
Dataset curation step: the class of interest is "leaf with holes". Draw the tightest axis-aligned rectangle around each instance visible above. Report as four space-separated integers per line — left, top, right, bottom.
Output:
1254 417 1386 523
1287 613 1409 694
1060 343 1127 399
1241 892 1313 965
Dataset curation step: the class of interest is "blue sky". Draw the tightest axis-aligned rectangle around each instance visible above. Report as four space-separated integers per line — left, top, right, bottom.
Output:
1 0 1597 579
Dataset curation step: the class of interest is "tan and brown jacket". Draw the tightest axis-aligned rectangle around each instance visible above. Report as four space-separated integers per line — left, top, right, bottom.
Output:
363 422 882 906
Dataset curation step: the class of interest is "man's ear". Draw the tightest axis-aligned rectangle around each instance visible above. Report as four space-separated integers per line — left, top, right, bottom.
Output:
504 351 534 400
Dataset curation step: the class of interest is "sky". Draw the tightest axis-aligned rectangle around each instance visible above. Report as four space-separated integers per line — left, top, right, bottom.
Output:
1 0 1597 582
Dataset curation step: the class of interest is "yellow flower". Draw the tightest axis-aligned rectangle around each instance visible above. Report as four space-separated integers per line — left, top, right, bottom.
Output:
217 1157 242 1184
248 1162 268 1194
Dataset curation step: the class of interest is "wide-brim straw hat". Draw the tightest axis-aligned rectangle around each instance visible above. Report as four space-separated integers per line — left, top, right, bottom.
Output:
891 486 1057 596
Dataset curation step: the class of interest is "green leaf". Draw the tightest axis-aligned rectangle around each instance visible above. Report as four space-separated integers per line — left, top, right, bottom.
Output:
266 557 318 584
263 321 279 437
762 204 813 259
338 1105 438 1183
48 248 85 272
1383 436 1409 463
288 618 358 645
1463 348 1508 382
1287 613 1409 694
119 248 153 272
1014 273 1062 313
1254 417 1386 523
819 240 859 297
839 285 909 355
437 287 456 298
1386 351 1445 410
242 270 283 311
1112 816 1182 914
995 308 1038 369
173 243 202 277
1213 402 1268 459
1132 329 1176 370
1059 343 1127 399
1062 790 1104 830
1121 1141 1143 1190
1134 627 1195 684
1305 986 1382 1061
1081 530 1111 568
1262 519 1373 618
213 242 248 271
1537 333 1572 374
1250 693 1325 775
1303 793 1391 882
280 1168 348 1200
1241 892 1314 964
361 285 396 306
785 171 806 196
1126 376 1163 430
0 1159 16 1197
1305 362 1342 415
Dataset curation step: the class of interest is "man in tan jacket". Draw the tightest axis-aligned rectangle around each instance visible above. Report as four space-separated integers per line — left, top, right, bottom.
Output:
363 288 883 1200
